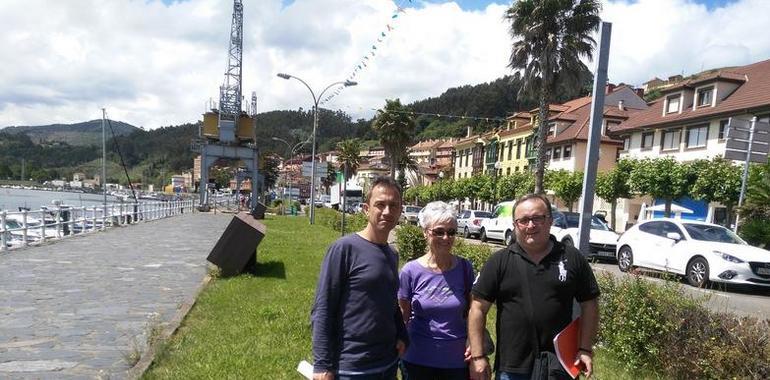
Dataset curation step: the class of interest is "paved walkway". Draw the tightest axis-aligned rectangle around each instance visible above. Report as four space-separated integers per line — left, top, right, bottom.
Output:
0 212 232 379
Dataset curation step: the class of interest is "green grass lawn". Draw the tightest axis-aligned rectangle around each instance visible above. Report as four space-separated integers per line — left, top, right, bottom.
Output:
143 215 649 379
144 215 336 379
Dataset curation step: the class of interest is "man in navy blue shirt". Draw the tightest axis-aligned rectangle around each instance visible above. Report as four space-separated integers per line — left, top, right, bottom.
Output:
311 176 408 380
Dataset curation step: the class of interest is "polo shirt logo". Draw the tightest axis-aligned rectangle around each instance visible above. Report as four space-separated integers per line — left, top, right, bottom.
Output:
558 260 567 282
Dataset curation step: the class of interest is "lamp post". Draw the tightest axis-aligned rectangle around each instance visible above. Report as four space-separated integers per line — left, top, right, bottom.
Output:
272 137 308 215
277 73 357 224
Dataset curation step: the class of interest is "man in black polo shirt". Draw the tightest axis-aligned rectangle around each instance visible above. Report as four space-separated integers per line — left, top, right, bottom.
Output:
468 194 600 380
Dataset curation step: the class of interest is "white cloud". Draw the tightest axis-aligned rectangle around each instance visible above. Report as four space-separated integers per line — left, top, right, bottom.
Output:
1 0 769 129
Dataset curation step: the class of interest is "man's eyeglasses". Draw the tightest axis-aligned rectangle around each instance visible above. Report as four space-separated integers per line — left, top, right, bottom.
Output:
514 215 549 227
429 228 457 237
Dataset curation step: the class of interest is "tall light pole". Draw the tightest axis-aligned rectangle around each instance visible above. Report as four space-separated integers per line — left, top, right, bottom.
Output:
272 137 308 214
277 73 357 224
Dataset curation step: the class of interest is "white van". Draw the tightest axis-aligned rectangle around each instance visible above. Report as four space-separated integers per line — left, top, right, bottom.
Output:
480 201 517 245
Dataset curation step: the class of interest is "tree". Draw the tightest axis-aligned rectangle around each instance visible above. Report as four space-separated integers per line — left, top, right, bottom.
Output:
505 0 601 193
690 156 741 227
260 153 280 192
629 157 692 217
372 99 416 178
496 171 535 202
547 169 584 212
337 139 362 210
595 159 635 230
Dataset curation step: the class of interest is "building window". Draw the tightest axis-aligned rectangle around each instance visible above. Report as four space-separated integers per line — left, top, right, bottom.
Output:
508 141 513 160
666 95 680 114
616 148 622 162
686 124 708 148
696 87 713 107
563 145 572 159
662 129 681 150
719 120 729 140
516 139 522 159
548 122 556 135
641 132 654 150
506 167 511 175
553 146 562 160
622 136 630 151
545 148 551 162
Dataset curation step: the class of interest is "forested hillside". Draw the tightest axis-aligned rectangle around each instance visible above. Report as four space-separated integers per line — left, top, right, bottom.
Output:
0 73 592 183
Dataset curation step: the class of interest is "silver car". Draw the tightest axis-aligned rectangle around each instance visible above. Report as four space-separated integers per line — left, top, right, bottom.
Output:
400 205 422 225
457 210 493 238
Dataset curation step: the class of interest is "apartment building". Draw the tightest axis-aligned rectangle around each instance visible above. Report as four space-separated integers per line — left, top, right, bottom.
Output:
610 58 770 228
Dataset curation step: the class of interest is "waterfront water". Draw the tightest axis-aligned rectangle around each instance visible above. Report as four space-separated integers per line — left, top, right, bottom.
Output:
0 187 120 212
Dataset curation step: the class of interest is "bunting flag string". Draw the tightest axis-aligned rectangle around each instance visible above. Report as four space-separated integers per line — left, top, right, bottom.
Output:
379 108 508 123
320 0 412 106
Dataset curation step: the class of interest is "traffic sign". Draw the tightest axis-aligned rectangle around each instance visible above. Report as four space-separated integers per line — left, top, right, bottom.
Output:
725 118 769 164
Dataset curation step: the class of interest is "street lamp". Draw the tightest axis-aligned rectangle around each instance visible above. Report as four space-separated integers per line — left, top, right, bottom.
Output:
272 136 308 214
277 73 357 224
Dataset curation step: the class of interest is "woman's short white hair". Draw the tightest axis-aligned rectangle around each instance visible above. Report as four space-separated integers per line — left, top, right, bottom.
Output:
418 201 457 229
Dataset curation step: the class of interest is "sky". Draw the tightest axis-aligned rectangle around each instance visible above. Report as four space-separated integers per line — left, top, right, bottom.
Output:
1 0 768 130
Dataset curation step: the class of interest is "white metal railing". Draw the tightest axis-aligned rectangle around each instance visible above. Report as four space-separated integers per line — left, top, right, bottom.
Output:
0 200 196 251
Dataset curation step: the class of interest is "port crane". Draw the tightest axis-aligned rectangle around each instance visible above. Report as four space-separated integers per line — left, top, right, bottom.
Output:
193 0 261 210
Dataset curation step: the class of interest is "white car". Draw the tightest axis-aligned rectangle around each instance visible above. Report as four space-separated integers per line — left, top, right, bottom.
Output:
480 201 517 245
400 205 422 225
551 211 620 261
616 218 770 288
457 210 493 238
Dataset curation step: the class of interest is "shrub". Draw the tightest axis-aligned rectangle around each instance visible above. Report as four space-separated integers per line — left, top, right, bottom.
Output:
597 272 770 378
738 218 770 248
307 207 367 234
395 224 426 262
453 239 492 273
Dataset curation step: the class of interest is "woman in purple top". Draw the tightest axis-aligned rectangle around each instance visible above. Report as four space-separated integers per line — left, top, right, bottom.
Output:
398 201 474 380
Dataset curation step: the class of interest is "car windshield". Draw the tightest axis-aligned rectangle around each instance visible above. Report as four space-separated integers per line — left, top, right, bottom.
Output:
405 206 421 213
474 211 492 218
563 213 611 231
683 223 746 244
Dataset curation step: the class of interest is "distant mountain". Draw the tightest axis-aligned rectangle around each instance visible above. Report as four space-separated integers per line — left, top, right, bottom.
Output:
2 120 140 146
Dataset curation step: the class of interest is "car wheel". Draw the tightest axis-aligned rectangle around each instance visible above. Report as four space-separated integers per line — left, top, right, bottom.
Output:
464 226 470 239
562 237 574 247
686 257 710 288
504 230 514 246
480 228 487 243
617 245 634 273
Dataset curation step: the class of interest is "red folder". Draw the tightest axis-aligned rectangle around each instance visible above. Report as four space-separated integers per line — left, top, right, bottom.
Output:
552 317 583 379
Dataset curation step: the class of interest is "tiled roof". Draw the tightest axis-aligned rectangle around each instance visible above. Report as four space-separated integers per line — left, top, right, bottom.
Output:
613 58 770 133
547 103 625 145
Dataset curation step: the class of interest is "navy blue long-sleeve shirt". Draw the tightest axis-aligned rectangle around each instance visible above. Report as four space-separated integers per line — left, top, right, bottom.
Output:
311 233 408 374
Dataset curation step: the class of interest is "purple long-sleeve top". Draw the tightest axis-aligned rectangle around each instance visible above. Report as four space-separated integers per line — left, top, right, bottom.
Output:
311 233 408 374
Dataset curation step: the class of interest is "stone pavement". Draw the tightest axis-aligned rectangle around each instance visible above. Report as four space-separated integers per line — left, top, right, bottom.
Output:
0 212 233 379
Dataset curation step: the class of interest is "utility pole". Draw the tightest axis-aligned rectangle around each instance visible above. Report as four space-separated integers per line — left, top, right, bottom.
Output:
102 108 107 211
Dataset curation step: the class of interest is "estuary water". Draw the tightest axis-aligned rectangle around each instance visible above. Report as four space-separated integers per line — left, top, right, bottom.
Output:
0 187 120 212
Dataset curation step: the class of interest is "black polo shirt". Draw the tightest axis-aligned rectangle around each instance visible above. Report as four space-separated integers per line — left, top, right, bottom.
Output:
472 236 600 374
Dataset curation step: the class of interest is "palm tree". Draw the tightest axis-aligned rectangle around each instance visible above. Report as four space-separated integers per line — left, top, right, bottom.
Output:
505 0 601 193
337 139 362 234
372 99 416 178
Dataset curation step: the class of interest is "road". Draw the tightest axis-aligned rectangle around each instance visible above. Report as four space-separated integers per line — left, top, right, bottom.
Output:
467 237 770 319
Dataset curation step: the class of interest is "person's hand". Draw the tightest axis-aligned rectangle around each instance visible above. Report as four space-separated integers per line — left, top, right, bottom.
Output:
574 351 593 379
396 339 406 357
469 356 491 380
463 346 471 362
313 371 334 380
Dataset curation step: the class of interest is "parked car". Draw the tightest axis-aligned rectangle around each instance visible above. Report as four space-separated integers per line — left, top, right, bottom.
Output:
480 201 517 245
457 209 493 238
616 218 770 288
550 210 620 261
400 205 422 225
